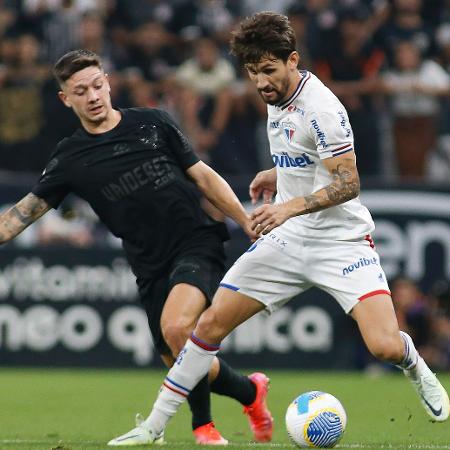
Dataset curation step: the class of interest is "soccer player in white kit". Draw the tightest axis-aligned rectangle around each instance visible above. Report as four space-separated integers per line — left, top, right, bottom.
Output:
108 11 449 446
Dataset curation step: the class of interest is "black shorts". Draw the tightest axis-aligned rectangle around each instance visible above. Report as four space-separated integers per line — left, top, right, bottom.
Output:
137 244 225 356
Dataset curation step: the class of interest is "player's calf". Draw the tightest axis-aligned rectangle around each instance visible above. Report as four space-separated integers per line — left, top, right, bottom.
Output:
367 331 405 364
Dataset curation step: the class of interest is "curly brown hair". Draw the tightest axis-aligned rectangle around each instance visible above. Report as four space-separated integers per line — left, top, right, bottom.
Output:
230 12 296 64
53 49 103 86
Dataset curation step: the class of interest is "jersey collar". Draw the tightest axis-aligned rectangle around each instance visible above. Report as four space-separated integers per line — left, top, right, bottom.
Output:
277 70 311 110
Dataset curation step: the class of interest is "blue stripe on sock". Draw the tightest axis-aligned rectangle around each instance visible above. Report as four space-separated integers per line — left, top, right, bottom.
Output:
400 331 417 369
403 333 410 362
190 333 220 351
165 376 191 394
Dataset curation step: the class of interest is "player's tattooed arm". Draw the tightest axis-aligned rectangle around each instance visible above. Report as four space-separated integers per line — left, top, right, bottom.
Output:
303 155 360 214
274 153 360 219
250 153 360 234
0 193 51 244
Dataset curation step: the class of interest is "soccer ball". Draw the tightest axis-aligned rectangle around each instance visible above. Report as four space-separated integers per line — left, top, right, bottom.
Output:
285 391 347 448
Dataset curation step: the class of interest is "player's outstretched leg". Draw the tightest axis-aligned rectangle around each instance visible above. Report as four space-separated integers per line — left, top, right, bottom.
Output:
352 294 449 423
398 331 449 422
108 334 220 446
108 288 265 446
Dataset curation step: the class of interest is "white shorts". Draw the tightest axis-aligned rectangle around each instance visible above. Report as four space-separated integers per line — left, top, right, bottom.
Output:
220 228 390 314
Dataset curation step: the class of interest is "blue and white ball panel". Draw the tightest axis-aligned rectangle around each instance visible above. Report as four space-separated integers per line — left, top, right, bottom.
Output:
304 409 343 447
286 391 346 448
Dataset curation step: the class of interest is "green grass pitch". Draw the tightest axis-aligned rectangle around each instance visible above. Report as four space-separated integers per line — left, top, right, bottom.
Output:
0 369 448 449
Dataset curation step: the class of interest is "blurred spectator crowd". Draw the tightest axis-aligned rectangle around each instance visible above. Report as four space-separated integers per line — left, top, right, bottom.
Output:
0 0 449 370
0 0 450 181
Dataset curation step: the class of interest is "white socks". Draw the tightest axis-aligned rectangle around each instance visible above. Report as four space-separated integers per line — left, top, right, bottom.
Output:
143 334 220 435
398 331 419 371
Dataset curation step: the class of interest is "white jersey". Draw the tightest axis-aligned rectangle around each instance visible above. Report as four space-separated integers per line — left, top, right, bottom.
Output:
267 70 375 240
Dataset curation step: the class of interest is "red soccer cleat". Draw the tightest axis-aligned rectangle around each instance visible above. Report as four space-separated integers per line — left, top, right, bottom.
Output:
193 422 229 446
243 372 274 442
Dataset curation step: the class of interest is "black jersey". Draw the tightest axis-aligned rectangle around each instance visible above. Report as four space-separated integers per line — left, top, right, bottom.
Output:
32 107 229 278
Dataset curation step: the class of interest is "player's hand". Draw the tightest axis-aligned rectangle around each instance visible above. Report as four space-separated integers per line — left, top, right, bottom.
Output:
249 169 277 205
251 204 291 235
243 217 260 242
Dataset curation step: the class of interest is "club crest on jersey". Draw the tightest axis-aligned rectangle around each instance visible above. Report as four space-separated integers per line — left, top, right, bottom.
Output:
282 121 296 143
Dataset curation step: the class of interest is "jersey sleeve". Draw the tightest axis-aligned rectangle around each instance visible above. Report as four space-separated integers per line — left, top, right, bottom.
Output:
31 143 70 208
307 106 354 160
154 109 200 169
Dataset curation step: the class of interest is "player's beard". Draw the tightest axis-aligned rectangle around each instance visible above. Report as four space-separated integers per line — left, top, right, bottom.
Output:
258 77 290 105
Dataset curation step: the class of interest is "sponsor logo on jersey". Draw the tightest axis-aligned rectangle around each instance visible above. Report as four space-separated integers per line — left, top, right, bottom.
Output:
342 257 378 276
310 119 327 148
101 156 175 202
272 151 314 168
270 121 280 128
267 232 288 249
338 111 352 138
282 121 296 142
286 104 305 115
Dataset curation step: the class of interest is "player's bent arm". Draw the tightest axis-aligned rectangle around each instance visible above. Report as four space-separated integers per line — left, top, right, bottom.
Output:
187 161 251 230
285 152 360 217
0 193 51 244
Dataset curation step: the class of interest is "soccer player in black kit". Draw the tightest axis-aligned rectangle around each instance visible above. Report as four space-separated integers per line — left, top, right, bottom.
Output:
0 50 273 446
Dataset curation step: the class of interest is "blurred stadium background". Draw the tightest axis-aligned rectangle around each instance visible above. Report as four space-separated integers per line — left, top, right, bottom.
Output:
0 0 449 448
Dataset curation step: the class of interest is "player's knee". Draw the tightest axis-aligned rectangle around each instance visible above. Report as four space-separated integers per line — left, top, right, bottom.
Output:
368 334 404 363
162 321 193 357
195 308 225 343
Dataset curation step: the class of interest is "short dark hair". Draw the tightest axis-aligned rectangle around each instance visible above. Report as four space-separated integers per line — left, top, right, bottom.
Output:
230 12 296 64
53 49 103 85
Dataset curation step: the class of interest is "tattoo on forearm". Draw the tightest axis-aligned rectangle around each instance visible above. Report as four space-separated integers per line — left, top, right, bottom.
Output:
326 163 359 203
304 195 322 214
11 206 31 225
13 194 49 225
304 161 359 214
0 194 50 243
